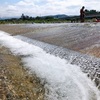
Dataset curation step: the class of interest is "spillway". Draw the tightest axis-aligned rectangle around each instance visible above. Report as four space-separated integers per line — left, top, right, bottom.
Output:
15 35 100 89
0 32 100 100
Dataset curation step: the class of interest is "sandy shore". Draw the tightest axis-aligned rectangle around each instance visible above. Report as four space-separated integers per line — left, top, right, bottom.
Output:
0 24 37 35
0 24 56 35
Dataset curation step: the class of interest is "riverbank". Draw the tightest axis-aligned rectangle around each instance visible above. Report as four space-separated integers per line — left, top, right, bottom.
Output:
1 23 99 90
0 23 100 58
0 46 44 100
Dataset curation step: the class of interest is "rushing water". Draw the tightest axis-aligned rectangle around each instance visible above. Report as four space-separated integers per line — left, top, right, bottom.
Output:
14 35 100 99
15 35 100 86
1 23 100 100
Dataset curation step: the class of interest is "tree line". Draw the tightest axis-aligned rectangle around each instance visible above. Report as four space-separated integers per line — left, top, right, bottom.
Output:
0 9 100 24
85 9 100 15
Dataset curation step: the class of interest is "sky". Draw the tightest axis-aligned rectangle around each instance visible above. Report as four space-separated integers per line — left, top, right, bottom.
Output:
0 0 100 18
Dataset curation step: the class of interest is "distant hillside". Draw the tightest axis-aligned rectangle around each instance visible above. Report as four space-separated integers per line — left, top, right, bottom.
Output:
42 14 69 19
52 14 68 19
0 17 19 20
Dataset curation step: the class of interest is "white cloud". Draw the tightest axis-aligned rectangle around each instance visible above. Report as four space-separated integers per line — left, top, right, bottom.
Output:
0 0 100 18
84 1 100 10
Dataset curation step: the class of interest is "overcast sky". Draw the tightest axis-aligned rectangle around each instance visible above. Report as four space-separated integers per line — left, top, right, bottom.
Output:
0 0 100 18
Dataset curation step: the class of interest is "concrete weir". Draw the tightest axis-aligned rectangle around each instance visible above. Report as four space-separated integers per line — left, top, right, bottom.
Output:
15 35 100 89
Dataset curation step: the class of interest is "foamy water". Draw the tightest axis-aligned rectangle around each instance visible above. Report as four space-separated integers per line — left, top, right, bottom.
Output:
0 31 100 100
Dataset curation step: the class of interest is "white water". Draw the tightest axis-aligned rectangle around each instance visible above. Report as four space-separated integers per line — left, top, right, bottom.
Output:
0 31 100 100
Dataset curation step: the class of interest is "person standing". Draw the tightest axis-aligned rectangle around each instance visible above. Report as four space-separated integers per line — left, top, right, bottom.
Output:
80 6 85 22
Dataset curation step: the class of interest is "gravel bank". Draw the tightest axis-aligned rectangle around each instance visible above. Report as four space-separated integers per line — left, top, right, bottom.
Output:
0 46 44 100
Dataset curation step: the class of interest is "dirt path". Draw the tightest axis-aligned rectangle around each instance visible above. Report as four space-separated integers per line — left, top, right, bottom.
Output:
0 46 45 100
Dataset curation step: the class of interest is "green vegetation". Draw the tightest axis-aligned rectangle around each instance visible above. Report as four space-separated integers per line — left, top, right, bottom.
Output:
0 9 100 24
0 14 70 24
0 18 68 24
85 9 100 20
85 9 100 15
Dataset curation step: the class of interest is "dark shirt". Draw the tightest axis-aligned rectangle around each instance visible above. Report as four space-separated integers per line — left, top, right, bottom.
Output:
80 8 85 17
